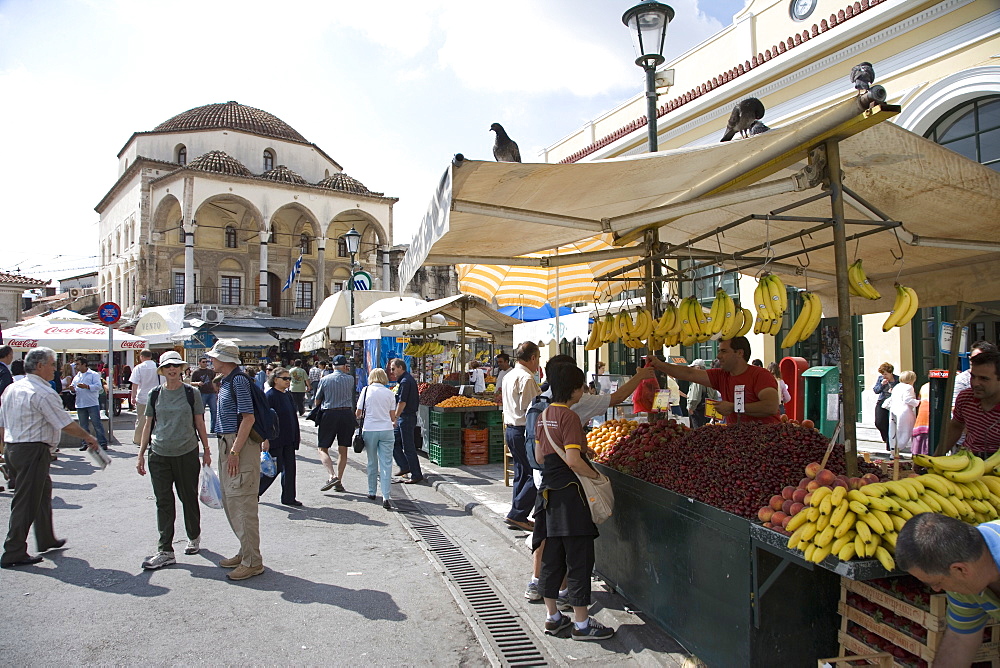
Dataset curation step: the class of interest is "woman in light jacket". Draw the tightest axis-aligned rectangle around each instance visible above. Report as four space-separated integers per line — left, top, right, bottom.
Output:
357 368 397 510
884 370 919 453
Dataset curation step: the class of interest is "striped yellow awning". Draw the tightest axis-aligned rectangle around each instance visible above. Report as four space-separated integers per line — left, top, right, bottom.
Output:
458 234 643 308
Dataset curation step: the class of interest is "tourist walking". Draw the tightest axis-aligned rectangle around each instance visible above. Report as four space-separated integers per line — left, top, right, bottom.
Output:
312 355 356 492
357 368 396 510
71 358 108 451
129 349 161 446
258 366 301 507
288 359 309 416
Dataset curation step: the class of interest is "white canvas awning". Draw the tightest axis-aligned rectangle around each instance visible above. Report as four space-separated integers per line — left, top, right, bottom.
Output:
300 290 420 352
513 312 591 345
365 294 521 335
398 96 1000 314
135 305 186 345
6 321 147 352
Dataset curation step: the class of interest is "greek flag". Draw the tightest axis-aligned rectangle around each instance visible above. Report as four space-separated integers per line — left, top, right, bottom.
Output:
282 254 303 292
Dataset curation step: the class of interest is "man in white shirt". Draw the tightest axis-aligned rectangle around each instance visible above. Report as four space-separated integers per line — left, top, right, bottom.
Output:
494 353 511 403
1 347 98 568
129 349 160 446
72 358 108 450
501 342 541 531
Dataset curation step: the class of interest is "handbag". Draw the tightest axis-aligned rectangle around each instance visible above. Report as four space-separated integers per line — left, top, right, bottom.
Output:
352 387 368 453
541 408 615 524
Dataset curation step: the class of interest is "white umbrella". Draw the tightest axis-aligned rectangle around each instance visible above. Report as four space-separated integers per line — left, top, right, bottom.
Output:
5 321 147 352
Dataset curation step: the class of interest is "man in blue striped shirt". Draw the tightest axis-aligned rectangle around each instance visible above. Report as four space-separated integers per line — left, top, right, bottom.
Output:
312 355 356 492
897 514 1000 666
206 340 264 581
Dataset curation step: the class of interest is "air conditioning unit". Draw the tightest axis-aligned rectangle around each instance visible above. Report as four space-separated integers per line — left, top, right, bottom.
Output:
202 306 224 323
69 288 82 299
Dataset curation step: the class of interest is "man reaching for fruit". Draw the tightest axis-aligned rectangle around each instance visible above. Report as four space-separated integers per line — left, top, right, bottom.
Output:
647 336 780 424
897 514 1000 668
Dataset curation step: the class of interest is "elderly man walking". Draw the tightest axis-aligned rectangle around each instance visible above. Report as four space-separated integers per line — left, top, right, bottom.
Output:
0 347 99 568
206 339 264 581
129 349 160 446
312 355 356 492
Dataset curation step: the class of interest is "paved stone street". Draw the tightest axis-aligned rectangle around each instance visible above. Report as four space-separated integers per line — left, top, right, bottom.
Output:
0 411 693 666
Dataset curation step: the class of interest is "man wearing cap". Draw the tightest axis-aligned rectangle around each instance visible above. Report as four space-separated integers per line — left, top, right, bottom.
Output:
390 358 423 484
190 357 218 433
206 339 264 581
312 354 355 492
72 358 109 451
129 349 161 446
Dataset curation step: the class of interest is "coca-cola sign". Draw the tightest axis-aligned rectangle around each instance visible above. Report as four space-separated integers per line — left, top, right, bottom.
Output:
9 339 38 348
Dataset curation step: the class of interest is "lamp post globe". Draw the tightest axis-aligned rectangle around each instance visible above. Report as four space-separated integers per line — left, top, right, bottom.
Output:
622 1 674 152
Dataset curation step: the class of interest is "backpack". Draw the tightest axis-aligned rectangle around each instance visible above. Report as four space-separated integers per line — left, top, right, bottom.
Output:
148 384 198 436
230 370 280 444
524 392 552 471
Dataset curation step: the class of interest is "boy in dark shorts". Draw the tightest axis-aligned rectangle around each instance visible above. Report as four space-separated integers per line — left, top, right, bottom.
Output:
532 363 614 641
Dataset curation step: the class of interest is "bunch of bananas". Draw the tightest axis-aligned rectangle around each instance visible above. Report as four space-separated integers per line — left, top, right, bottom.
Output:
752 274 787 336
699 290 753 343
585 308 656 351
788 450 1000 571
882 283 920 332
403 341 445 356
779 292 823 349
847 259 881 300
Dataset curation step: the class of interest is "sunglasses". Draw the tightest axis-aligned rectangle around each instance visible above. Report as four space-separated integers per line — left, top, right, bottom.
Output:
162 363 185 368
275 376 292 380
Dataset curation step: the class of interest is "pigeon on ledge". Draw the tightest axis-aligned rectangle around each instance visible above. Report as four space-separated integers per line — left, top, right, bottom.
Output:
720 98 765 142
747 120 770 137
851 62 875 94
490 123 521 163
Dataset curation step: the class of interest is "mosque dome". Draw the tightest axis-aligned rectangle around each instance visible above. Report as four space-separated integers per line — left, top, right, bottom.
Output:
153 101 308 143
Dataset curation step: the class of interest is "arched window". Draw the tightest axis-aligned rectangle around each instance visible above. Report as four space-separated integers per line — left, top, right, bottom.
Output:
268 224 276 243
225 225 238 248
263 150 274 172
177 145 187 166
299 233 311 255
925 95 1000 171
178 225 186 244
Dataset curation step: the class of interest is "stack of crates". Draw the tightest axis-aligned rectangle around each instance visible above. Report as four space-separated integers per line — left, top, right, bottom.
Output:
428 411 462 467
482 410 506 463
462 428 490 465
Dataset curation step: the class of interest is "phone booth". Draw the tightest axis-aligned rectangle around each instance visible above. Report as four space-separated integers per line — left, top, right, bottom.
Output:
802 366 840 438
779 357 810 422
928 369 950 454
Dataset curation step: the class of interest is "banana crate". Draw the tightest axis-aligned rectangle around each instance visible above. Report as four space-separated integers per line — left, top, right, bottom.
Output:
428 424 461 447
429 410 462 429
840 577 1000 666
429 443 463 467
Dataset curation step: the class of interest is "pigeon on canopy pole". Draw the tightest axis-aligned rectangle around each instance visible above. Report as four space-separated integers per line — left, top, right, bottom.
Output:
490 123 521 163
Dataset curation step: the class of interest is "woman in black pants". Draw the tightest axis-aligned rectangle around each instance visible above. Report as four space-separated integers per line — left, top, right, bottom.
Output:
873 362 898 447
258 367 301 507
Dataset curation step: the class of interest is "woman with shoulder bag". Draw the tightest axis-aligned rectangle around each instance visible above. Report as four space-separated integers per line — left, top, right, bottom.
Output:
135 351 212 571
258 367 302 507
532 363 615 642
357 368 397 510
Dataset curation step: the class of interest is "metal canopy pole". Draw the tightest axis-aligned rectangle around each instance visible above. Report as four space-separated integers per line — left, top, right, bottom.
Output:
825 141 858 476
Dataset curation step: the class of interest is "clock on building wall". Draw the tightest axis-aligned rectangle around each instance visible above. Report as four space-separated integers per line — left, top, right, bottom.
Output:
790 0 817 21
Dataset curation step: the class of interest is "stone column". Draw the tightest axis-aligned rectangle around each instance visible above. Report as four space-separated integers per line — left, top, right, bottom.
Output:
184 227 195 304
259 240 269 309
317 237 326 301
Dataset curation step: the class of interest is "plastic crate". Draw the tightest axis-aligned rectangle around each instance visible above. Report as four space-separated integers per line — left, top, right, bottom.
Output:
463 442 489 455
489 425 504 446
463 452 490 466
481 410 504 426
429 443 462 467
463 428 489 445
429 424 461 447
490 443 505 464
429 411 462 429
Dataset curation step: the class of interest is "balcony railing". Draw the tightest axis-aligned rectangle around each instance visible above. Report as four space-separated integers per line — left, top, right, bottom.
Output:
144 288 315 316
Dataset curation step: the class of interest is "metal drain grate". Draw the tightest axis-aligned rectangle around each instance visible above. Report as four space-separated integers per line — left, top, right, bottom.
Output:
394 499 549 667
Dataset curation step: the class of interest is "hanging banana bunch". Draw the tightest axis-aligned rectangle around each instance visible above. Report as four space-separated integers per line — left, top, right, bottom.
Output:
752 273 788 337
848 260 881 300
882 284 920 331
780 291 823 348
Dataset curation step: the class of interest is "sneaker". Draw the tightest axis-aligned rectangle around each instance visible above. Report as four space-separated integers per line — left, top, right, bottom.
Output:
556 597 574 612
544 614 572 636
142 551 176 570
219 554 242 568
320 477 338 492
184 536 200 555
571 617 615 641
333 481 346 492
383 499 392 511
524 581 542 602
227 564 264 581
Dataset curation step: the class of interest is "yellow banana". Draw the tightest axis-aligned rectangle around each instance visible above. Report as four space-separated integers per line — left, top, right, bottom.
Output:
816 511 831 532
831 533 855 555
708 291 724 335
882 284 911 331
854 532 867 558
922 489 961 520
719 293 735 338
897 286 919 328
919 473 958 497
889 514 906 532
846 490 870 506
859 483 887 498
849 500 870 516
882 480 912 501
957 482 984 501
771 273 788 314
848 261 866 298
585 318 604 351
837 542 857 562
942 452 986 484
810 486 833 507
856 518 872 542
768 317 782 336
803 543 817 562
979 475 1000 497
918 492 942 513
834 511 857 538
982 450 1000 474
735 308 754 337
787 523 810 550
780 292 812 349
800 521 818 542
830 486 847 506
926 452 975 472
811 542 834 564
871 509 894 533
785 509 811 533
882 530 898 550
874 546 896 572
867 496 901 513
801 293 823 340
865 533 881 558
860 512 886 535
814 525 836 548
851 259 881 300
897 477 926 496
754 279 774 321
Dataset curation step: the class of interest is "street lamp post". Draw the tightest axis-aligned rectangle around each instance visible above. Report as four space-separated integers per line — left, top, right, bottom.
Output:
622 2 674 153
343 225 362 326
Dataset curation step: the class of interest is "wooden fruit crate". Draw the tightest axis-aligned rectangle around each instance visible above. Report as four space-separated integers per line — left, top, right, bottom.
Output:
818 647 892 667
838 630 1000 668
842 579 947 632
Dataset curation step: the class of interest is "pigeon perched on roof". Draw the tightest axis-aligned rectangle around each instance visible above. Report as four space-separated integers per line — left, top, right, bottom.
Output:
747 120 770 137
720 98 766 142
850 62 875 94
490 123 521 163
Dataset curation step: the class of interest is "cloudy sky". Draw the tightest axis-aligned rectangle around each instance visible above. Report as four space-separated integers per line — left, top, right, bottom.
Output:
0 0 745 283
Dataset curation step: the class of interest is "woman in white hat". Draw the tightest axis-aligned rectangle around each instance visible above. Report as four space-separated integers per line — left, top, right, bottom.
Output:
135 351 212 571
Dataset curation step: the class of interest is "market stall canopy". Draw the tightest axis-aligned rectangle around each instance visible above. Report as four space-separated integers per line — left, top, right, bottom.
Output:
135 305 186 345
300 290 421 352
398 96 1000 314
351 294 520 337
5 321 147 352
514 312 590 345
498 303 572 322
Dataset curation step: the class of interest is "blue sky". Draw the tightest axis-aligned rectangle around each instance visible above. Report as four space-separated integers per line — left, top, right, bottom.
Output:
0 0 747 283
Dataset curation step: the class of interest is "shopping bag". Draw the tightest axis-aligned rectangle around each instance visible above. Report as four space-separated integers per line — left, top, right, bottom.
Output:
198 464 223 509
260 451 277 478
632 359 660 413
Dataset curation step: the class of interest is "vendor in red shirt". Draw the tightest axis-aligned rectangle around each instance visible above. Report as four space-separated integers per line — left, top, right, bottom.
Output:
648 336 780 424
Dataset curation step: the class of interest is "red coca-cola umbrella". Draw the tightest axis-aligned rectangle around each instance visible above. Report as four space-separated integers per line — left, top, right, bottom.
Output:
5 321 147 352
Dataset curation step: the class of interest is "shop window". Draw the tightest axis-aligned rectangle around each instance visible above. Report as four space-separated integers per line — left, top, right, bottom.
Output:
263 150 274 172
225 225 237 249
173 272 185 304
337 238 347 258
296 281 313 309
220 276 241 305
300 233 311 255
925 96 1000 171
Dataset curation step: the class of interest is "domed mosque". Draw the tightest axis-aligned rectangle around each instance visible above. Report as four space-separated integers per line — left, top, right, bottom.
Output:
96 101 406 345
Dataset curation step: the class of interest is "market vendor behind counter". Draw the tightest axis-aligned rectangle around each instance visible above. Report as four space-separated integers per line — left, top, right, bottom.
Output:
648 336 780 424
